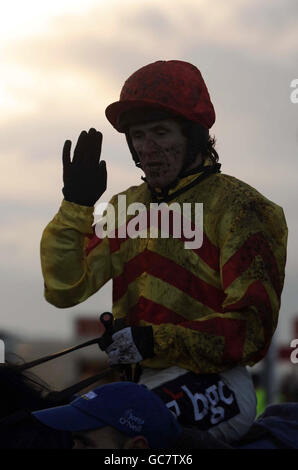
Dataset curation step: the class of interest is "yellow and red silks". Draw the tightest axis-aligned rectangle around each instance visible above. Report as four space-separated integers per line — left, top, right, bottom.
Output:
41 169 287 374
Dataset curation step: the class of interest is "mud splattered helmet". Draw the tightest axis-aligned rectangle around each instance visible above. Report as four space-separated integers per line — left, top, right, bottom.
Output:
105 60 216 171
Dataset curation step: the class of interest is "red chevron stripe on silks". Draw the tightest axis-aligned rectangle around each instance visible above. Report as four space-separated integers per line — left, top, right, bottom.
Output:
108 210 152 254
87 207 219 272
222 232 282 297
85 225 128 256
192 232 219 272
161 211 219 272
128 296 246 364
129 281 274 364
113 249 226 311
128 296 187 325
223 280 274 362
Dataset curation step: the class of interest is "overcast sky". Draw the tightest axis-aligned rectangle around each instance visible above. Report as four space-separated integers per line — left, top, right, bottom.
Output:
1 0 297 347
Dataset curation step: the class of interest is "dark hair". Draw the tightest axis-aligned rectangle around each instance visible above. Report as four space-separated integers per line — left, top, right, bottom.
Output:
178 119 219 167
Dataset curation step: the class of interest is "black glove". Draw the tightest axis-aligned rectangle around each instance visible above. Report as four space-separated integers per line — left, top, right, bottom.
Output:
62 128 107 207
105 326 155 365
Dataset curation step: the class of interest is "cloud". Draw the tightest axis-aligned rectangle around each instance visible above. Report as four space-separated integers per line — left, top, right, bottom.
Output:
120 5 174 35
3 0 297 91
238 0 298 32
0 144 140 207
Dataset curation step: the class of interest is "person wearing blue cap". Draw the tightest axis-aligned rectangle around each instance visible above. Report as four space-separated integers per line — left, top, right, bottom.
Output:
32 382 181 449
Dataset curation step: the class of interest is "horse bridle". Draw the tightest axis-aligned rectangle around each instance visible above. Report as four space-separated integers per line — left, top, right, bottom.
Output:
10 312 121 405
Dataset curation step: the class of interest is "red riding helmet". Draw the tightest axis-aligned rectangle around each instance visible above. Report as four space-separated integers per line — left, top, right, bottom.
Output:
105 60 216 132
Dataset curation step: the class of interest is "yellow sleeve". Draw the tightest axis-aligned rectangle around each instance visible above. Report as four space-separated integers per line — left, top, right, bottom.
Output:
40 199 112 308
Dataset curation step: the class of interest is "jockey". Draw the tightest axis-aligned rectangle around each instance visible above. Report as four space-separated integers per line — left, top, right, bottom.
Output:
40 60 288 443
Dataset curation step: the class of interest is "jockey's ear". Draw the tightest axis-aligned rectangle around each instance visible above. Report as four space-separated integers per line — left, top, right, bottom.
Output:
123 435 149 449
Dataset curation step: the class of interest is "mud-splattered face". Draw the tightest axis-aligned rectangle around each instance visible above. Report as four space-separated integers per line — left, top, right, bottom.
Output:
129 119 188 189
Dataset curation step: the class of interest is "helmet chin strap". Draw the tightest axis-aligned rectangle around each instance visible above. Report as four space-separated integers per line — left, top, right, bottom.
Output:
142 161 221 203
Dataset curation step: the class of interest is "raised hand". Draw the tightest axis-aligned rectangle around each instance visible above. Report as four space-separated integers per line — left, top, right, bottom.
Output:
62 128 107 207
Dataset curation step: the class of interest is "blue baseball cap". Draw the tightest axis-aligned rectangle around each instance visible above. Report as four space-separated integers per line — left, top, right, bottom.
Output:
33 382 180 448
